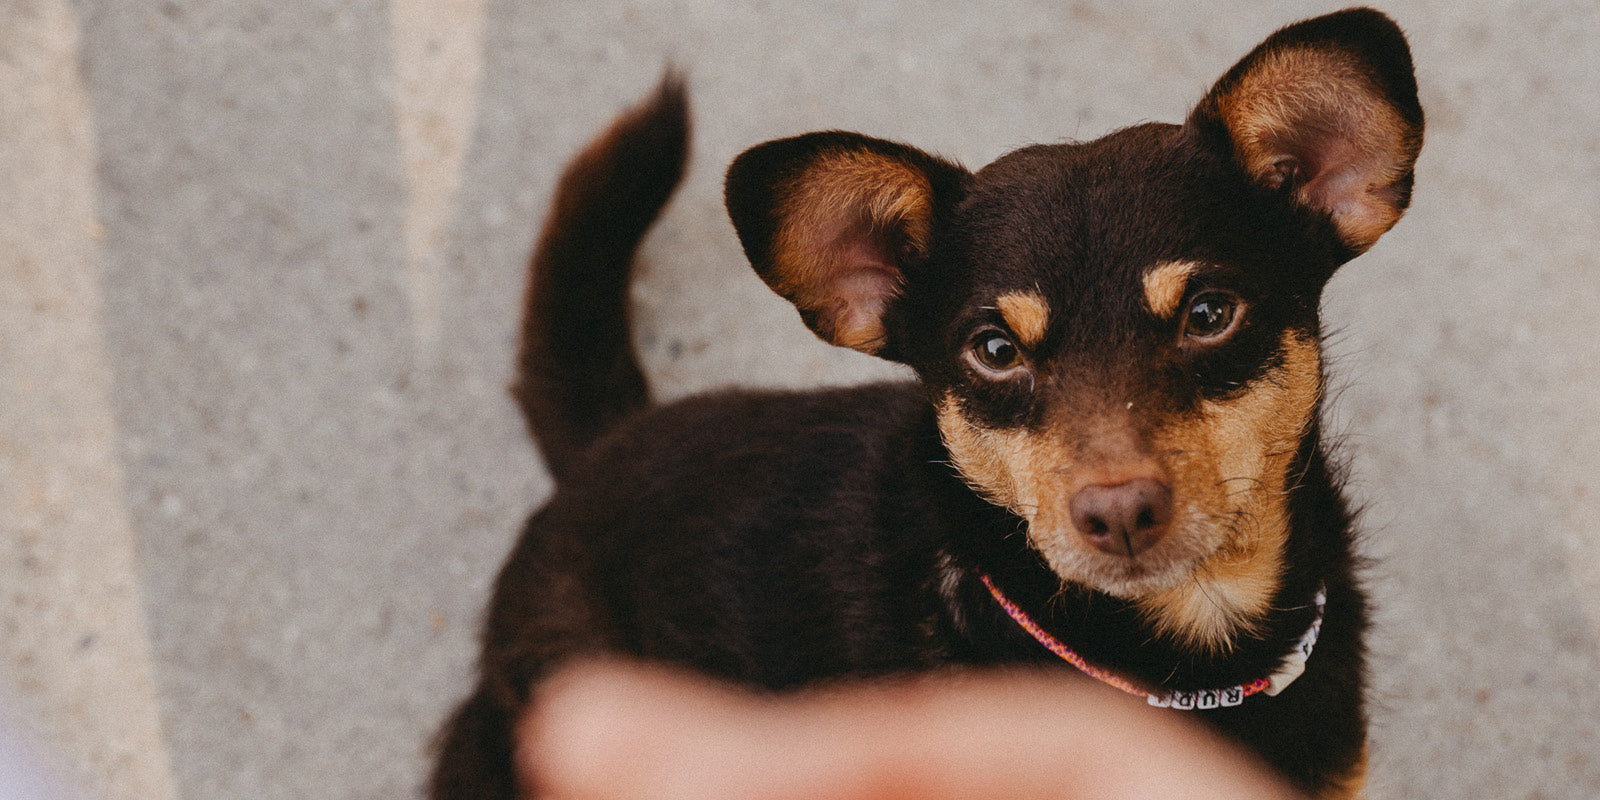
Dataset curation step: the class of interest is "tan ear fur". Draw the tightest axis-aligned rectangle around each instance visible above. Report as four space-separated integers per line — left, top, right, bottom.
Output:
1213 44 1420 251
1193 9 1424 255
768 149 935 353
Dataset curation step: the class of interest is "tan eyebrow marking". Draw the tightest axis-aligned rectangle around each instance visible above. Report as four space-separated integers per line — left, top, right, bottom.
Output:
1143 261 1198 319
995 291 1051 348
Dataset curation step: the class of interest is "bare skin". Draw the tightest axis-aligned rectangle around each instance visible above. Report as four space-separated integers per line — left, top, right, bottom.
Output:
519 661 1308 800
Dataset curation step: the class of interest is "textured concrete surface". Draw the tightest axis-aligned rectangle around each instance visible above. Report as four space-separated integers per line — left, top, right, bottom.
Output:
2 1 1597 798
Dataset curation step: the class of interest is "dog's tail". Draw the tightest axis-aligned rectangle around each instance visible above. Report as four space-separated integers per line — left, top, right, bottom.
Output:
512 75 688 482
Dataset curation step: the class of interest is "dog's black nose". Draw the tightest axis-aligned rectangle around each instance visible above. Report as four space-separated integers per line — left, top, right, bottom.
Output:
1069 478 1173 557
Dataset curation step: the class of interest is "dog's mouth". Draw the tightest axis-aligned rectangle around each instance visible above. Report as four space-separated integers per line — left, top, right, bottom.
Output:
935 388 1307 649
1020 485 1291 651
1023 503 1228 600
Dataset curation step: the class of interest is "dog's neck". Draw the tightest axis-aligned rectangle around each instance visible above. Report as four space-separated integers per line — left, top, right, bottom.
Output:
978 570 1326 706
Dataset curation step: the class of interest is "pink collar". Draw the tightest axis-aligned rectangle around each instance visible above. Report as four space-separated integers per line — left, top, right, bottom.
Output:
978 572 1325 709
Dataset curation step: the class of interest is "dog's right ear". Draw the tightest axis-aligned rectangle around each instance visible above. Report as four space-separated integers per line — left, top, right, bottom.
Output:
1187 8 1424 257
725 133 966 356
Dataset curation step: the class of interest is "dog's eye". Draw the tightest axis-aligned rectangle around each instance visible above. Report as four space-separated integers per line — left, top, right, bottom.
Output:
1182 293 1242 341
968 330 1023 373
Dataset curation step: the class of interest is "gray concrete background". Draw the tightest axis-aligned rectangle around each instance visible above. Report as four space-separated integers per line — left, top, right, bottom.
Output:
2 1 1597 798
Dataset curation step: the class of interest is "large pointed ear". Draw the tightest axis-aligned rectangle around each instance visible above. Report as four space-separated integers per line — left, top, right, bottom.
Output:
1188 8 1424 254
725 132 967 355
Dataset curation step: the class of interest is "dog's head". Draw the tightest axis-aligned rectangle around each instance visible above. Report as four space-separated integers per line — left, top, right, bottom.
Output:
725 9 1421 650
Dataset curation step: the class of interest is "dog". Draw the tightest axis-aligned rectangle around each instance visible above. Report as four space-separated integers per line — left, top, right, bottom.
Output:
431 8 1423 798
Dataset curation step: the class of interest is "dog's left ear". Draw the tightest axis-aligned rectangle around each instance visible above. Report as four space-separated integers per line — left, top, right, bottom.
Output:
1188 8 1424 255
725 132 967 356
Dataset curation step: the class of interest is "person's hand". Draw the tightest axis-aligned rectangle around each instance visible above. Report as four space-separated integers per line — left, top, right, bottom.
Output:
517 660 1306 800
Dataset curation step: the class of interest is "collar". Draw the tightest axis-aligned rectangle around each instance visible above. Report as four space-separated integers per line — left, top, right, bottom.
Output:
978 572 1326 709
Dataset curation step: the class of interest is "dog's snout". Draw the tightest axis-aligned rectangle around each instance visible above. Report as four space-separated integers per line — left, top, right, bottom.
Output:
1069 478 1173 557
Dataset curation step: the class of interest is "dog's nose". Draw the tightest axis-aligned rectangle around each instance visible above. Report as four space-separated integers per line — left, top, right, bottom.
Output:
1069 478 1173 557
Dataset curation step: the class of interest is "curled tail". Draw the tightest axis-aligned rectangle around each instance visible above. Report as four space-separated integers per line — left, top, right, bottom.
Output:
513 75 689 482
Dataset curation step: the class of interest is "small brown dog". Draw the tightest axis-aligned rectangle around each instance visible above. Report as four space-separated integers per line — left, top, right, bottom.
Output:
433 8 1422 798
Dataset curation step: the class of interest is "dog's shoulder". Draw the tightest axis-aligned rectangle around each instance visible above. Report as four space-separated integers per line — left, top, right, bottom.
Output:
573 381 930 481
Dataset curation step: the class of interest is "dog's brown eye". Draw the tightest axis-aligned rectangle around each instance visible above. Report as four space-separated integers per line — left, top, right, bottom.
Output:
1182 293 1241 341
969 330 1022 372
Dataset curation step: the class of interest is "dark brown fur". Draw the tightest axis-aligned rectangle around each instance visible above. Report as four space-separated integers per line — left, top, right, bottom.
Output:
433 9 1422 799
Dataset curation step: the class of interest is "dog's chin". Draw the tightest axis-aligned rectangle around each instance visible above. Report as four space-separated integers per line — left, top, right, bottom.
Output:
1028 528 1218 600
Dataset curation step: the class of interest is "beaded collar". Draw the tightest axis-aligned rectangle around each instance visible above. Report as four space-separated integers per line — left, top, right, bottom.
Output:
978 572 1326 708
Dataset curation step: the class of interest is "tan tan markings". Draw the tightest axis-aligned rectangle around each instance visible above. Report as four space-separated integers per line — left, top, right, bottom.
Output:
936 330 1325 653
1317 741 1369 800
995 291 1051 348
1141 261 1196 319
1136 331 1323 651
772 149 934 353
935 396 1030 513
1213 45 1420 252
